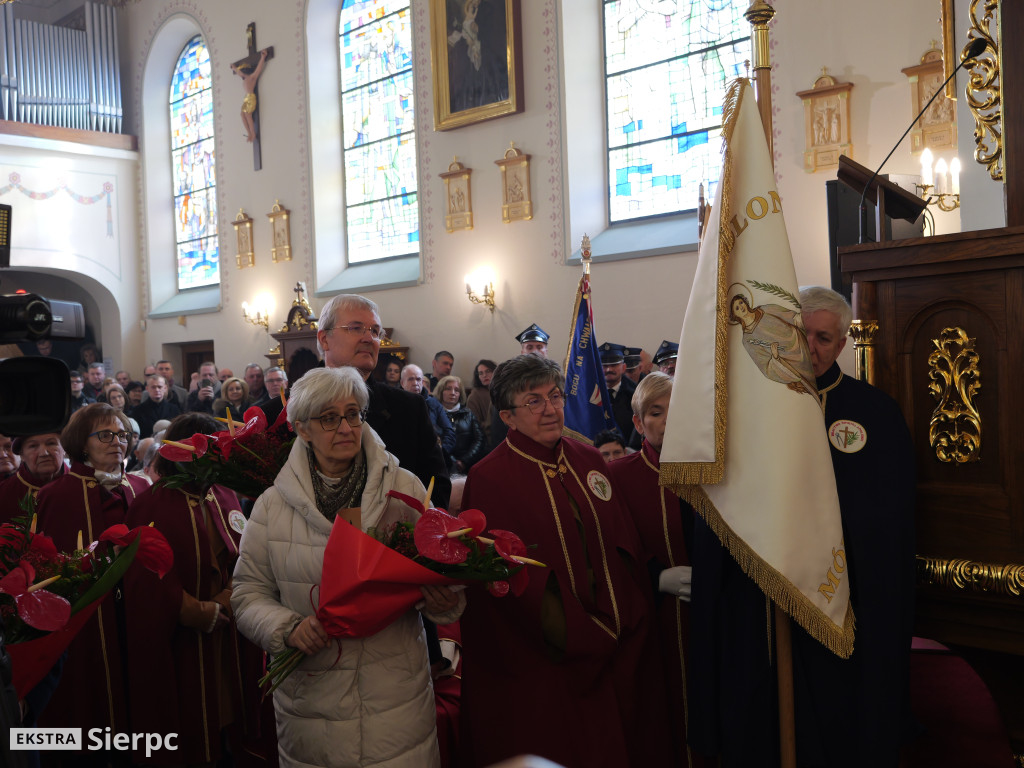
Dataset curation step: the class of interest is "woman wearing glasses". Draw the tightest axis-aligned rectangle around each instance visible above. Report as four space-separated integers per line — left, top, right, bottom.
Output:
232 366 463 768
459 354 672 768
35 403 149 735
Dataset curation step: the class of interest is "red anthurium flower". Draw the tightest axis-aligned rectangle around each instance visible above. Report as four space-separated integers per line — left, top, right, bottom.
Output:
236 409 268 440
487 580 510 597
270 401 291 431
27 532 58 560
159 433 210 462
413 510 470 564
99 525 174 579
0 562 71 631
456 509 487 538
489 529 528 564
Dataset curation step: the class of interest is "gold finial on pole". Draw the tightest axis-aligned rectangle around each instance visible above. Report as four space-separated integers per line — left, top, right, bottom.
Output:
745 0 777 162
580 234 592 277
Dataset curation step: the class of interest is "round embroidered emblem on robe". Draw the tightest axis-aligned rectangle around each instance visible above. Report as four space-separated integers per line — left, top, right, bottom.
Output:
586 470 613 501
229 510 247 533
828 419 867 454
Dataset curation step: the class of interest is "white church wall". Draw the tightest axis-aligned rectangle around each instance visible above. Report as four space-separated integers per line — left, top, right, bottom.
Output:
0 135 143 369
110 0 975 384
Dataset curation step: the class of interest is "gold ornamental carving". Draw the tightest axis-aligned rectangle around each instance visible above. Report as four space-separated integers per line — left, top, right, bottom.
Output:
849 320 878 385
927 327 981 463
963 0 1002 180
917 555 1024 599
278 281 318 333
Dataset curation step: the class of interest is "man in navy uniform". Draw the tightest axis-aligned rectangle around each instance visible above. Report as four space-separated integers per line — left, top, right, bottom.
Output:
791 286 917 768
515 323 549 358
599 342 636 440
623 346 644 384
652 339 678 376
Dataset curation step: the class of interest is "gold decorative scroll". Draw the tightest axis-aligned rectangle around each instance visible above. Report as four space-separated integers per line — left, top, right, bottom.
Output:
279 281 318 332
849 320 878 384
964 0 1002 180
917 555 1024 598
927 326 981 463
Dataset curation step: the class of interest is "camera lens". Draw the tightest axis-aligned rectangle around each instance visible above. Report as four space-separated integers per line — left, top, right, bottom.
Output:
0 293 52 341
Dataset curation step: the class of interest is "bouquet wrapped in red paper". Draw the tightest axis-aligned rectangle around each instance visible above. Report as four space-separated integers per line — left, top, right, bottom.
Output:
0 515 172 697
262 489 543 692
159 404 294 500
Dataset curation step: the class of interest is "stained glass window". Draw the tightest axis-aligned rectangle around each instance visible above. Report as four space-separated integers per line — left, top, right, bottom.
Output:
339 0 418 264
604 0 751 224
170 36 219 290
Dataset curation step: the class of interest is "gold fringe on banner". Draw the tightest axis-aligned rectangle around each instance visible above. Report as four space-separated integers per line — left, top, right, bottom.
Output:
679 485 856 658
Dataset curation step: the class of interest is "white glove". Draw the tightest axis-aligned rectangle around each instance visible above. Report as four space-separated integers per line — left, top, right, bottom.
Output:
658 565 693 601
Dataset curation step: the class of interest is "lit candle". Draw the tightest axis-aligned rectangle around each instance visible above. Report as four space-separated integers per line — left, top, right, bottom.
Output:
934 157 948 195
921 148 934 188
950 157 961 195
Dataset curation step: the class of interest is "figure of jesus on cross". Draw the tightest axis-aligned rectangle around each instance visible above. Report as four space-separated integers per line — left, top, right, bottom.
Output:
232 22 274 170
232 48 268 143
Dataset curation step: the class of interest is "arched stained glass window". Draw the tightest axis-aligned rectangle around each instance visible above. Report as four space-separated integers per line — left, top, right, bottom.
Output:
604 1 751 224
170 36 219 290
339 0 418 264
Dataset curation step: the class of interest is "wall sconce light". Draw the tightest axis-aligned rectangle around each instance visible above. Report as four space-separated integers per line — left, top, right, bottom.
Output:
465 269 496 313
917 148 961 211
241 294 274 331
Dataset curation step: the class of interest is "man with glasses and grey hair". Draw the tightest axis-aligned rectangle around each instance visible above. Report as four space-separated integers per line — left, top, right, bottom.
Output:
259 366 289 405
261 294 451 509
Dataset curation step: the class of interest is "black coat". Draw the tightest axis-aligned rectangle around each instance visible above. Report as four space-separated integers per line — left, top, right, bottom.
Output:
445 406 485 473
261 378 452 508
609 376 637 439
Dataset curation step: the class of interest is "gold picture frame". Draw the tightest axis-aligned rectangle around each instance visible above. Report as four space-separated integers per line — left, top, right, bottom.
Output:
495 142 531 222
439 158 473 232
430 0 524 131
233 209 254 268
267 199 292 262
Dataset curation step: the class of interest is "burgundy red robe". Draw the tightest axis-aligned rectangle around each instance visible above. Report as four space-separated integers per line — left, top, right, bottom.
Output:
125 482 270 765
34 462 149 734
609 440 705 767
0 462 66 524
460 429 672 768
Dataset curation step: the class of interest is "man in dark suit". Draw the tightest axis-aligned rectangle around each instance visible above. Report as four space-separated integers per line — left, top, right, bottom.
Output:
599 342 636 440
315 294 451 508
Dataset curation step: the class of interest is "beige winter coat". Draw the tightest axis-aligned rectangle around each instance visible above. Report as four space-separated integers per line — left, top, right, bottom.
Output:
232 425 462 768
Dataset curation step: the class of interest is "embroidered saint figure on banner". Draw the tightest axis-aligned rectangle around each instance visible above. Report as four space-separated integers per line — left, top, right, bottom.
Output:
728 285 817 397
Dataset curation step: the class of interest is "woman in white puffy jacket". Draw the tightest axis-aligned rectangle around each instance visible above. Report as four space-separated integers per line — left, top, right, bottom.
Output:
232 366 464 768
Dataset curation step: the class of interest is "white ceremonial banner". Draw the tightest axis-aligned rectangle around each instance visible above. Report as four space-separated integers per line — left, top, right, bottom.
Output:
660 79 854 656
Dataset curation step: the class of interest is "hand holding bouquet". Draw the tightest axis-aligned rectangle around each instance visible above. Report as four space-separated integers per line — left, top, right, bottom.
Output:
261 489 544 695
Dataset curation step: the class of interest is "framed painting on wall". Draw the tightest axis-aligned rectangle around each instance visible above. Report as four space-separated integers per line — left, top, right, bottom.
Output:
430 0 524 131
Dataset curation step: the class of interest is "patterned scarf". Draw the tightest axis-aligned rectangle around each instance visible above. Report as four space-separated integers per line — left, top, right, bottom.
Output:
307 443 367 522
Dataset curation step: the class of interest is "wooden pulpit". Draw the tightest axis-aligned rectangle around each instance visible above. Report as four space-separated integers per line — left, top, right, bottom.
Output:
840 226 1024 751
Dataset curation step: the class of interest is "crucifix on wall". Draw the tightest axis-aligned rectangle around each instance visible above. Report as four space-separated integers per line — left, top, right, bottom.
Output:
231 22 274 171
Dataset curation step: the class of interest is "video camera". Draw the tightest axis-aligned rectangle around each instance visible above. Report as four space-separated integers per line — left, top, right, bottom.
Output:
0 293 86 437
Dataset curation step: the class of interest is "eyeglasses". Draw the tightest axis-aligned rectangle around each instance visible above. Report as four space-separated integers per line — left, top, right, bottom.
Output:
90 430 130 444
329 323 387 341
508 390 565 414
307 409 366 431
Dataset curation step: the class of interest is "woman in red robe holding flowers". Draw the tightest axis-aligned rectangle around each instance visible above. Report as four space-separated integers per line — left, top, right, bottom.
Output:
460 355 673 768
124 412 266 766
232 367 463 768
35 403 149 742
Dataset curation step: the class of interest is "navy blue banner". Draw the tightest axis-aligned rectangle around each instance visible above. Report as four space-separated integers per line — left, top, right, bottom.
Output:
562 277 616 443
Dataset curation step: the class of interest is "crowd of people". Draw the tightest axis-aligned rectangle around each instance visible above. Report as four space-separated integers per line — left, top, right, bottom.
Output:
0 286 916 768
